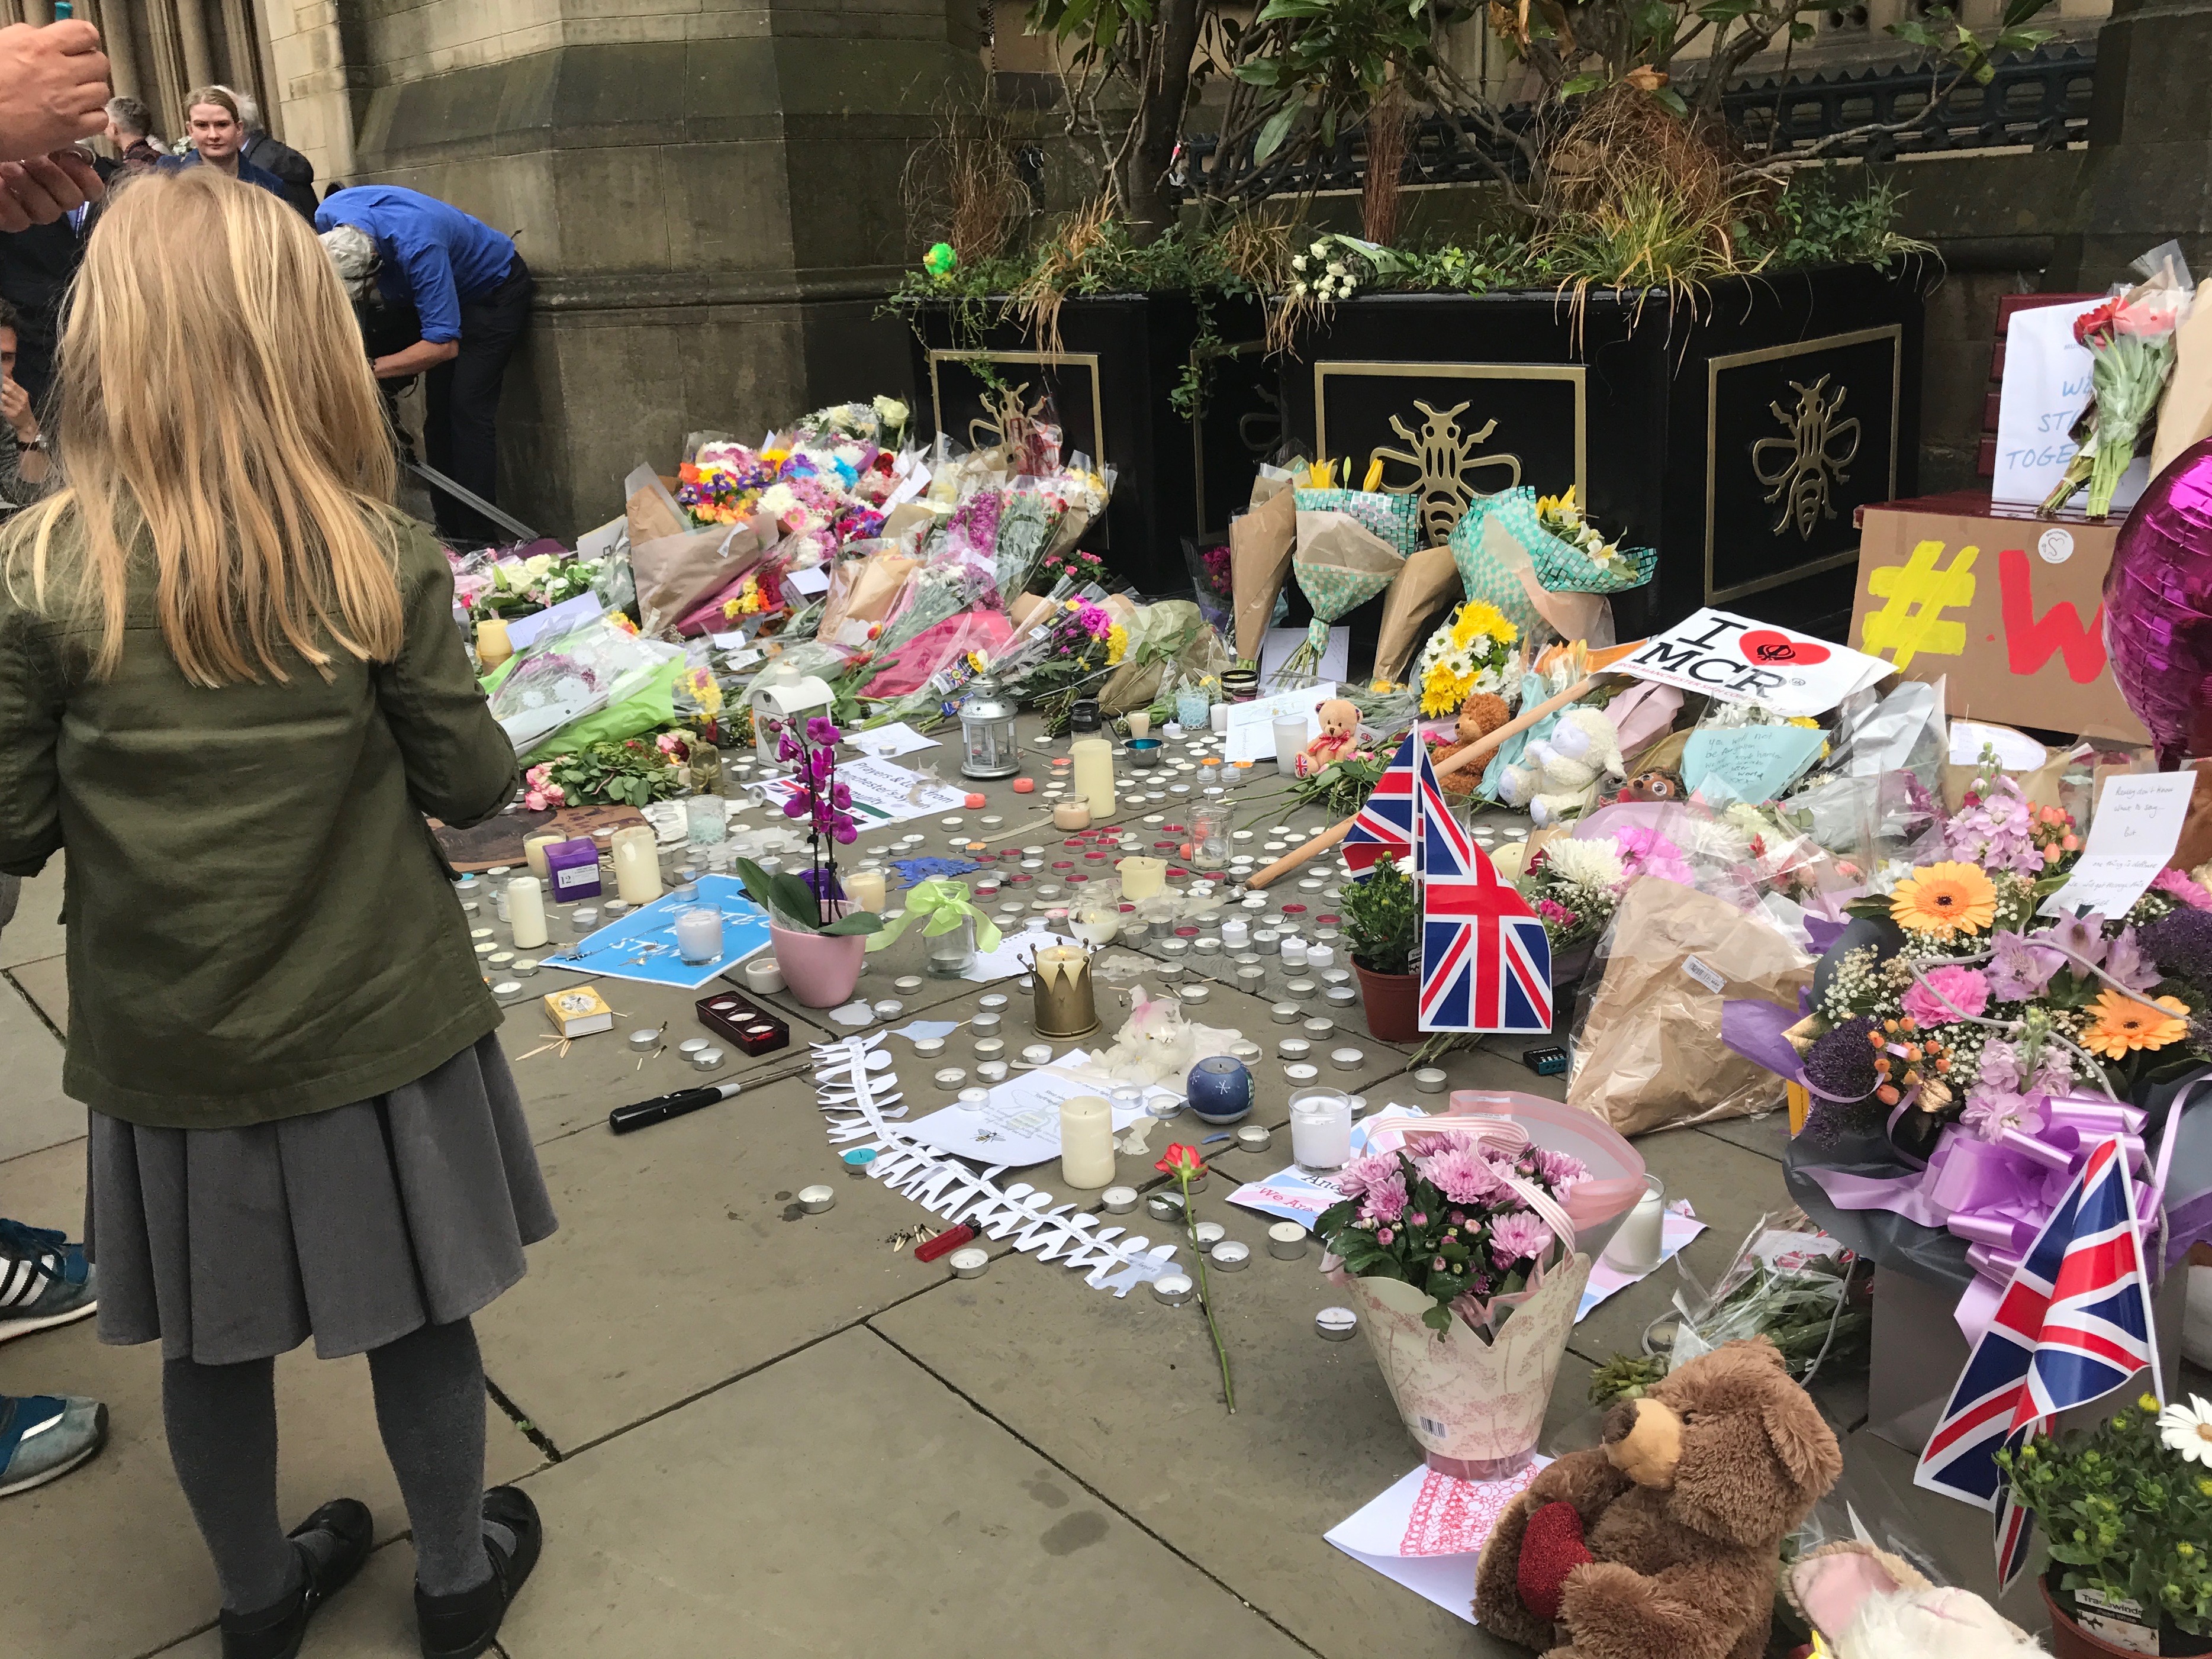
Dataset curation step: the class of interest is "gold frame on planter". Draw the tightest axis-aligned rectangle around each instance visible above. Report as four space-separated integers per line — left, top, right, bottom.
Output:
925 348 1107 469
1704 324 1902 605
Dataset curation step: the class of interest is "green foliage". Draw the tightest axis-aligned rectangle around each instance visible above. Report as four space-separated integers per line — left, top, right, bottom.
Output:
1890 0 2056 85
1589 1352 1669 1404
730 856 886 936
1232 0 1479 165
1341 853 1420 975
1736 169 1932 270
538 739 685 808
2000 1398 2212 1635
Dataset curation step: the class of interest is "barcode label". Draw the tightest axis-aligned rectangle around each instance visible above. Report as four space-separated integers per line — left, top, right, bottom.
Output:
1418 1415 1448 1439
1683 955 1725 994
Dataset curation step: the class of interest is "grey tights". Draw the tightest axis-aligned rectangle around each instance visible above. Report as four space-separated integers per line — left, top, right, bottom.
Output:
161 1317 497 1612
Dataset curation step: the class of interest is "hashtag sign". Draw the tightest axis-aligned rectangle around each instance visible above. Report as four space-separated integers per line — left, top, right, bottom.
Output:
1862 539 1978 669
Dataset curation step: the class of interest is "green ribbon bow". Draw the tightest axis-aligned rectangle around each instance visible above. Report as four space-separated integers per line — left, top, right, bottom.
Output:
864 877 1003 955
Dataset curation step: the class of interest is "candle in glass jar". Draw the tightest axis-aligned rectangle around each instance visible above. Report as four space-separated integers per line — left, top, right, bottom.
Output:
506 875 548 950
843 868 887 911
610 826 662 904
674 906 725 964
1289 1090 1353 1174
1058 1095 1116 1188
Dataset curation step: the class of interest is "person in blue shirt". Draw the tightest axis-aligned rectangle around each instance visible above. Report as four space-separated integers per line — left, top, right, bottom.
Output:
314 184 532 547
153 87 287 202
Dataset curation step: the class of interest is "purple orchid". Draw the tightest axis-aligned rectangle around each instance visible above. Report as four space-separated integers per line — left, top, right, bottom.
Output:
2039 913 2109 969
2101 926 2161 994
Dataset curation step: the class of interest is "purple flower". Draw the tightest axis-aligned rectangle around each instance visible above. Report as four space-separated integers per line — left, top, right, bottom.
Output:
781 796 808 819
1357 1172 1409 1226
1417 1147 1509 1206
2040 914 2109 969
1961 1086 2044 1144
2140 906 2212 981
2102 926 2161 994
1531 1146 1590 1193
1988 930 2064 1002
832 782 852 808
1335 1152 1400 1201
1901 965 1989 1027
777 733 800 761
1804 1016 1881 1103
1489 1210 1554 1266
806 716 839 744
1376 1228 1394 1246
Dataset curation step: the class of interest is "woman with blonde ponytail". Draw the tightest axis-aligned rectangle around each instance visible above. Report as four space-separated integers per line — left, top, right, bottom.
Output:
0 169 552 1659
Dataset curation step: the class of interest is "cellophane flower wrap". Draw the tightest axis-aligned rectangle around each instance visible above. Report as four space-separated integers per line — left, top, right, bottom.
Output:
2044 249 2194 518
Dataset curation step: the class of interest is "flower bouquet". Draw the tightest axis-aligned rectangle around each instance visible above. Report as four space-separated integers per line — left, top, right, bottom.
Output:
2043 250 2194 519
1511 835 1629 958
1526 486 1656 595
1318 1103 1643 1477
992 594 1129 732
526 734 690 810
459 547 607 623
1414 598 1521 718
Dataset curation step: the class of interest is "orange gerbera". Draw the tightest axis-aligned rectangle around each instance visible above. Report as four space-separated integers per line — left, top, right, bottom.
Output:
1888 861 1998 938
2081 990 2191 1059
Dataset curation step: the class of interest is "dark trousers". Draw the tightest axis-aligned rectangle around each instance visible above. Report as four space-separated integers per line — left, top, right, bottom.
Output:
424 255 533 547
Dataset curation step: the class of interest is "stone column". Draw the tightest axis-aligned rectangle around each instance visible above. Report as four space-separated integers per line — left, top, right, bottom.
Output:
174 0 214 91
96 0 143 103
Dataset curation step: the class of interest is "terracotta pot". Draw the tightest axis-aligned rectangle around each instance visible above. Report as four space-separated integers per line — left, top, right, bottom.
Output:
1354 962 1419 1042
769 920 865 1008
2041 1576 2212 1658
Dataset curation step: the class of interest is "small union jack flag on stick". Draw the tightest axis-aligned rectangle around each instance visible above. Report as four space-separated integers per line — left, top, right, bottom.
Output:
1411 739 1551 1034
1342 732 1418 875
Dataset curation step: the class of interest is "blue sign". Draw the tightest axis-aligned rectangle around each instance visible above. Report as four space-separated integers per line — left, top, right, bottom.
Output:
547 872 774 990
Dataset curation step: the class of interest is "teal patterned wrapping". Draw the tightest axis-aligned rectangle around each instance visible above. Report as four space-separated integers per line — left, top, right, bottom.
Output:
1293 488 1418 558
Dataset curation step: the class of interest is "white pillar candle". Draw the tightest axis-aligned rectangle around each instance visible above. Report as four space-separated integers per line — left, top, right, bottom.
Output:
523 833 563 880
1118 856 1165 901
610 826 662 904
843 868 887 911
1059 1094 1116 1189
1272 711 1310 771
506 875 548 950
1126 710 1151 739
1070 734 1116 817
1289 1091 1353 1174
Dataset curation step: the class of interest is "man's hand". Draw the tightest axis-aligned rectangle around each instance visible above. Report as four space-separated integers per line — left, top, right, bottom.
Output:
1 376 35 442
0 150 101 233
0 22 111 162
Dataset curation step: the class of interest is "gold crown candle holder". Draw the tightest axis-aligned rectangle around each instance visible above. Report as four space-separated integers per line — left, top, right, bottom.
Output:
1031 943 1099 1039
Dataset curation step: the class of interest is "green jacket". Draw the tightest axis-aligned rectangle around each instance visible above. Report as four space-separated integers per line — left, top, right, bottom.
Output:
0 517 518 1129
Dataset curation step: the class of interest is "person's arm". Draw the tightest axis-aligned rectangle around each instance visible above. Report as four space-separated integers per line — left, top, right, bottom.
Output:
373 337 459 379
372 526 518 827
0 598 64 878
368 218 463 378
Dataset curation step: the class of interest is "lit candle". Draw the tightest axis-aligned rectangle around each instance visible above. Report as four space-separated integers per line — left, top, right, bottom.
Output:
522 833 563 880
610 826 662 904
674 906 725 964
1058 1094 1116 1188
1070 733 1116 817
506 875 548 949
843 868 887 911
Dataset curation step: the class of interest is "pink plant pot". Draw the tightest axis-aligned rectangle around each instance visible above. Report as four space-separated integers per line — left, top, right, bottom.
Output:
769 921 866 1008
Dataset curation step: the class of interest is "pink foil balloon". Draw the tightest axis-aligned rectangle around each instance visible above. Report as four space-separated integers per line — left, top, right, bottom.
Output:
2106 437 2212 768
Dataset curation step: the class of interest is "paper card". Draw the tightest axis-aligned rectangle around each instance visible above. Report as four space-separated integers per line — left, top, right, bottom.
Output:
504 592 605 653
750 758 968 827
903 1054 1178 1165
1680 724 1827 806
1612 610 1890 717
845 722 940 761
1950 719 2049 771
573 515 625 563
1994 300 2151 513
1262 626 1350 685
787 563 833 597
1324 1458 1551 1624
1577 1204 1707 1320
1224 681 1338 764
884 463 932 510
549 873 772 989
2041 771 2197 917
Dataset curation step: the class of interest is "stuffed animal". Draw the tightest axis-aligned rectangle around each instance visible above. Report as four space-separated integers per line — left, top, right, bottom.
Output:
1438 691 1514 797
1616 769 1684 805
1473 1338 1843 1659
1496 706 1625 827
1296 698 1363 778
1786 1541 2045 1659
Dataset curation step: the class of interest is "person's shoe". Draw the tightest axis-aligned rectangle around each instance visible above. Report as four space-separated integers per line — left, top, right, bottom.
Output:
0 1392 107 1496
414 1486 542 1659
217 1497 374 1659
0 1217 97 1341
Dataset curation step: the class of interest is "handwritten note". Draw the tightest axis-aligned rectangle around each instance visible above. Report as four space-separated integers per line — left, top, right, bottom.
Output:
2040 771 2197 917
1680 724 1826 806
1223 681 1338 764
1993 301 2151 513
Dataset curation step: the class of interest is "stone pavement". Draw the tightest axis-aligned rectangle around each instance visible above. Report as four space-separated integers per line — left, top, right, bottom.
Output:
0 718 2088 1657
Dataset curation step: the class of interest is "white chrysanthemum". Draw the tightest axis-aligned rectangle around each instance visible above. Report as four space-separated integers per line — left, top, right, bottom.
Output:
1541 836 1627 891
2160 1395 2212 1465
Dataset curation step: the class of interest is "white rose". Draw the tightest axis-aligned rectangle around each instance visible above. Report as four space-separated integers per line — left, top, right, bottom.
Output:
1311 240 1329 258
1292 255 1307 272
1326 260 1347 276
872 394 909 429
522 553 556 578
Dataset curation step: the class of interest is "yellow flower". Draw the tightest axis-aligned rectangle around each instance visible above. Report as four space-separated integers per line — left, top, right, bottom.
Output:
1420 664 1474 717
1449 600 1518 650
2081 990 2191 1059
1105 624 1128 667
1888 862 1998 938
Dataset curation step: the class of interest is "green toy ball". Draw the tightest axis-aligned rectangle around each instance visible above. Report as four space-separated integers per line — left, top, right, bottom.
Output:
925 242 958 279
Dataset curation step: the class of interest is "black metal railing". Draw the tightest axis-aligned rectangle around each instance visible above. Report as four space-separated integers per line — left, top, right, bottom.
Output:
1175 44 2092 199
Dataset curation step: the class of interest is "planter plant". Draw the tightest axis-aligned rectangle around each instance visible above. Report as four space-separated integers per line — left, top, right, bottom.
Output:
1343 853 1421 1042
731 714 883 1007
1998 1393 2212 1658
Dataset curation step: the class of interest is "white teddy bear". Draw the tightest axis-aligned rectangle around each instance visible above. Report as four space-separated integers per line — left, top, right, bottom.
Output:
1496 706 1625 827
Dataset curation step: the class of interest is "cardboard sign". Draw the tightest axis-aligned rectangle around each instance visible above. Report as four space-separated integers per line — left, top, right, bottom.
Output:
1848 502 2148 743
1611 610 1890 717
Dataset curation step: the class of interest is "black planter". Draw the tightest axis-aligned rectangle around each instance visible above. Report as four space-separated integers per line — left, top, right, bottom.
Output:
903 293 1283 594
1280 264 1927 638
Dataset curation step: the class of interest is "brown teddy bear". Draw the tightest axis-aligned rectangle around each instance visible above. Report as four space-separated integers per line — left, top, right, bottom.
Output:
1437 691 1513 796
1473 1338 1841 1659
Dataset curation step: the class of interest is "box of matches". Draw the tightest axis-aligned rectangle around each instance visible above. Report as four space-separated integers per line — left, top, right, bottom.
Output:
545 985 614 1038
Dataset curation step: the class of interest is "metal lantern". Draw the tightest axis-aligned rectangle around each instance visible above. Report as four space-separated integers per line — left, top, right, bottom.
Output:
958 678 1019 779
748 668 836 767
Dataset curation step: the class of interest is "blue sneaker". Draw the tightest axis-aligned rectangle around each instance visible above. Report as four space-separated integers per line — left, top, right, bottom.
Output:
0 1392 107 1496
0 1217 97 1342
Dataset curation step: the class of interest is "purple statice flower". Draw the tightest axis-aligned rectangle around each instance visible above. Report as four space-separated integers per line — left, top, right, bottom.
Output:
1531 1146 1590 1194
1489 1210 1554 1266
1988 930 2064 1002
1803 1016 1881 1100
2140 906 2212 982
1417 1147 1510 1206
2040 914 2109 970
2102 926 2161 994
1901 965 1990 1027
1358 1172 1409 1226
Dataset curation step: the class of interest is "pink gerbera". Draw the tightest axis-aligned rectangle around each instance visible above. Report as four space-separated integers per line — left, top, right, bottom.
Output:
1489 1210 1554 1266
2153 867 2212 910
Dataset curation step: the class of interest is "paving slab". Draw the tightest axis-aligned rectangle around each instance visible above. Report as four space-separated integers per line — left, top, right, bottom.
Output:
7 951 65 1033
152 1544 423 1659
871 1194 1604 1659
495 1325 1314 1659
1694 1107 1792 1162
0 970 78 1164
0 1138 542 1659
1 857 66 969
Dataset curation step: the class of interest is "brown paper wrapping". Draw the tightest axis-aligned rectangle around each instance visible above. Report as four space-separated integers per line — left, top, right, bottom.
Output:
2153 298 2212 476
1294 510 1405 579
625 471 689 548
630 519 767 636
1566 879 1813 1136
1231 487 1297 663
1483 513 1615 648
817 552 919 648
1373 543 1463 681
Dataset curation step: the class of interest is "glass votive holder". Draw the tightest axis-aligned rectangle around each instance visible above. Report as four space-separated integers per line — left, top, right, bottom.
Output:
686 794 729 847
673 904 725 964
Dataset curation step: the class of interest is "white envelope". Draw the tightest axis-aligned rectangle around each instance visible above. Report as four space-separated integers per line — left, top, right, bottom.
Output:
1324 1458 1550 1625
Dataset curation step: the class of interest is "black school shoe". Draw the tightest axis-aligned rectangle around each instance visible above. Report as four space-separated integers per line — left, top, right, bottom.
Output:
219 1498 375 1659
415 1486 542 1659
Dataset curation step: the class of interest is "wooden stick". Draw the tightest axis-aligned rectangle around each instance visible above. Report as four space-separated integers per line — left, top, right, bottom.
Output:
1245 670 1609 890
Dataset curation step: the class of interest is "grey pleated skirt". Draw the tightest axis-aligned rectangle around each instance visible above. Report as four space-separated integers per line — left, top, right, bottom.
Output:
85 1034 558 1365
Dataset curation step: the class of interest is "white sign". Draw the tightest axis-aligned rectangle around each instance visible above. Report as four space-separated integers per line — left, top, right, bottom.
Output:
785 563 833 597
1993 300 2150 513
1223 681 1337 764
2041 771 2197 918
843 721 939 760
504 591 604 652
903 1055 1173 1166
1611 610 1891 717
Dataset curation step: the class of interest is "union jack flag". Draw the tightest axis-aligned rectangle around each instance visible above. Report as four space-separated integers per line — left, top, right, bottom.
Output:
1342 731 1417 876
1911 1137 2163 1586
1412 740 1551 1033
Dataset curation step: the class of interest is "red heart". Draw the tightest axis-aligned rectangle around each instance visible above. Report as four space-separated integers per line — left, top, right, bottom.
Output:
1739 628 1830 667
1516 1500 1595 1621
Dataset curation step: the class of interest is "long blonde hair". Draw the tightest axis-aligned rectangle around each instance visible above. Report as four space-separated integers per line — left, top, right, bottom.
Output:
3 167 403 685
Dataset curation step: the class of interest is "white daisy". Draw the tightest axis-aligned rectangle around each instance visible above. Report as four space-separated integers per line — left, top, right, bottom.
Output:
2159 1394 2212 1465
